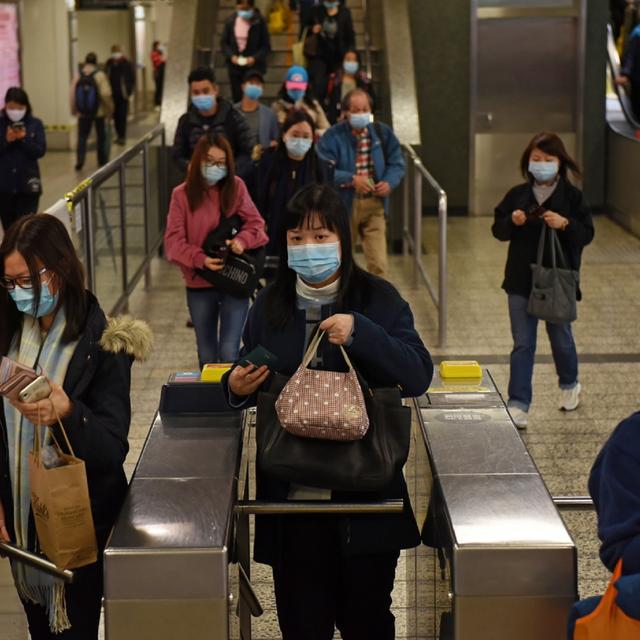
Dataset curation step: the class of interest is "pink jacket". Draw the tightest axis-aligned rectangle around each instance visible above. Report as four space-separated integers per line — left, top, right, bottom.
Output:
164 176 268 288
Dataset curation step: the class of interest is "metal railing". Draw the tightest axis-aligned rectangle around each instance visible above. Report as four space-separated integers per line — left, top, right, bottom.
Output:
361 0 374 80
401 144 448 346
553 496 595 511
46 125 168 315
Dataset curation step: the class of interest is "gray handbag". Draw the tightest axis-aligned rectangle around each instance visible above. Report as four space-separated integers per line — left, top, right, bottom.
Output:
527 225 579 324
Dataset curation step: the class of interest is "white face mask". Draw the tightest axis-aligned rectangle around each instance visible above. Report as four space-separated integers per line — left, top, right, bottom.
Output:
6 108 26 122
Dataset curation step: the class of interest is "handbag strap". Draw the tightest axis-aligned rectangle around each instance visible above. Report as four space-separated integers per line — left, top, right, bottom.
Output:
535 223 547 267
550 228 569 269
33 403 76 461
300 330 357 373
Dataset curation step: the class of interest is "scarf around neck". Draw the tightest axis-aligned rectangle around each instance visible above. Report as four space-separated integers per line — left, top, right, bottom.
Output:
5 308 79 633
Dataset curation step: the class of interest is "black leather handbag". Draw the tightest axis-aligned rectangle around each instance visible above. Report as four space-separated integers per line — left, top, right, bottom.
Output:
197 214 265 299
255 373 412 492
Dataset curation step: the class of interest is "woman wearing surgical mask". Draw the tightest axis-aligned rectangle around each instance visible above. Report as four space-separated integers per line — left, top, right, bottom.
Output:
221 0 271 103
272 65 330 135
325 49 376 124
0 87 46 233
164 133 268 367
225 183 433 639
492 132 594 429
0 213 151 639
256 110 333 263
303 0 355 103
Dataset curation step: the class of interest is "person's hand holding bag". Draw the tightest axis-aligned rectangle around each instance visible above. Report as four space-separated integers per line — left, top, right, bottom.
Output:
320 314 354 346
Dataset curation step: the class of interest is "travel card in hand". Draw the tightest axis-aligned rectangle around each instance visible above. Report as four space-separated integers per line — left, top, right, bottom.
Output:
238 345 278 371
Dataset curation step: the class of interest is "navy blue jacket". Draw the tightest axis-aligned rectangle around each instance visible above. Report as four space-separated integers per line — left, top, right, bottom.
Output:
589 411 640 576
224 274 433 565
0 293 132 552
0 113 46 194
317 120 405 215
492 177 594 299
255 146 334 254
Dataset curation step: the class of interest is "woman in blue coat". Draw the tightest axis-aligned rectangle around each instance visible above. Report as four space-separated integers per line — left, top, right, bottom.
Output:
225 184 433 639
0 87 46 232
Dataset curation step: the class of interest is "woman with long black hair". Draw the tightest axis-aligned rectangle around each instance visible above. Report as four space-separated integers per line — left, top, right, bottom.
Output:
256 109 333 259
224 184 433 639
0 213 151 639
0 87 46 232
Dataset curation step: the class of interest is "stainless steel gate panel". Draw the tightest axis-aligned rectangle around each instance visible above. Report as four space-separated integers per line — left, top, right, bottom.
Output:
135 414 243 479
420 409 535 476
418 370 504 409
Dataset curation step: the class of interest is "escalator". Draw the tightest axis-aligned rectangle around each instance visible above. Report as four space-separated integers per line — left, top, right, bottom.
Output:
606 24 640 136
605 23 640 237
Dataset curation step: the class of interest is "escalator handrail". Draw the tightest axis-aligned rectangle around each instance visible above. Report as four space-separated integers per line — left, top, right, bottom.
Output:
607 23 640 130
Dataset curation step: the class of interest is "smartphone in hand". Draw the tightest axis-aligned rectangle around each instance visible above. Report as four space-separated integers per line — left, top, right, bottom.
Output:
238 345 278 370
18 376 52 403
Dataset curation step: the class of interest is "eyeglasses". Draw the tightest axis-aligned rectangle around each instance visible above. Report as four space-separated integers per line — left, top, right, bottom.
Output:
0 267 48 291
203 160 227 169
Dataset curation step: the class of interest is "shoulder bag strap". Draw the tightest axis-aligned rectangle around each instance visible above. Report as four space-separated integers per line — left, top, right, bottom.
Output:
551 228 569 269
535 223 547 267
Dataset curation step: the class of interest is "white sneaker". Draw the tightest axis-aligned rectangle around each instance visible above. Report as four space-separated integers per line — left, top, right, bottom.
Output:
508 406 528 429
559 383 581 411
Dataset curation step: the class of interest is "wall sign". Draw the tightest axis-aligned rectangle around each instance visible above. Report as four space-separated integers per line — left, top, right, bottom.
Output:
0 3 20 108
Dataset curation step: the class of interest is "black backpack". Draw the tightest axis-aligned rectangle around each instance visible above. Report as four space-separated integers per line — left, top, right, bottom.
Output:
75 71 99 117
197 214 266 299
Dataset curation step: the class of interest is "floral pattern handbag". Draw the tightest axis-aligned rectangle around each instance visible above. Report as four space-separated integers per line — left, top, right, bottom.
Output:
275 331 369 441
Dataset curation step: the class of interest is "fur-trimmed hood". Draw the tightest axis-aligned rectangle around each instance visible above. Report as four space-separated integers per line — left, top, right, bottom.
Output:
99 316 153 362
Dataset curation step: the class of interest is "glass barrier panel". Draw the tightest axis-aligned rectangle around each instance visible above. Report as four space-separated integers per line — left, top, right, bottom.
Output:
92 173 124 312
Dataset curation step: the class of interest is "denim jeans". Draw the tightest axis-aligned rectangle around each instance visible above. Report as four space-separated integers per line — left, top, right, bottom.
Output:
186 288 249 367
507 294 579 412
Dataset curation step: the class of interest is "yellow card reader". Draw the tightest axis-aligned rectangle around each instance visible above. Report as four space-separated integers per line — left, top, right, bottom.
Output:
439 360 482 379
200 363 233 383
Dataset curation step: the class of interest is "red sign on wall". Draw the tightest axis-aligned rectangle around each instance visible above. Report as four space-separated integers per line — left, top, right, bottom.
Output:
0 3 20 109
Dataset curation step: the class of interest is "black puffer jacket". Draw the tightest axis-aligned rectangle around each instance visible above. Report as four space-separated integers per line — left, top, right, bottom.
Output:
172 99 253 178
0 292 152 550
492 177 595 299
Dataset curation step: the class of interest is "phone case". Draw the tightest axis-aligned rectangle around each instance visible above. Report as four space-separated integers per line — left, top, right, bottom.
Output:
18 377 52 403
0 357 38 402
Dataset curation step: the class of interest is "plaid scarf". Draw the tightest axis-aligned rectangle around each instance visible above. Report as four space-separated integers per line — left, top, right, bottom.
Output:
5 309 78 633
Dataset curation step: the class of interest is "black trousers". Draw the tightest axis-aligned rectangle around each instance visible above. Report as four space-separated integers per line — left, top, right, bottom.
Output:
227 62 256 103
0 192 40 232
271 516 399 640
76 116 108 168
631 83 640 123
154 64 165 107
307 56 337 102
113 97 129 141
21 561 102 640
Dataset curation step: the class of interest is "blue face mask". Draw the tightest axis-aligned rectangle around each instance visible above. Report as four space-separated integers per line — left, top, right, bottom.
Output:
324 1 339 9
191 94 215 112
237 9 254 20
202 164 228 185
528 160 558 183
244 84 263 101
288 242 341 284
343 61 359 75
10 281 59 318
349 112 371 130
285 136 313 158
287 88 306 103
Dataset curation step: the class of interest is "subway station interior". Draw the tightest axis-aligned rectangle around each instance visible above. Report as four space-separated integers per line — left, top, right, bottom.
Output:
1 0 640 639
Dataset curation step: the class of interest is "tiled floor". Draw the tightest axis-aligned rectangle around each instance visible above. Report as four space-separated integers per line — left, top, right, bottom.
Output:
1 205 638 638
